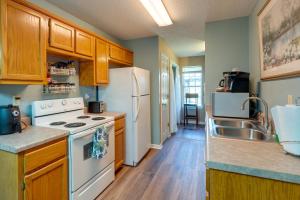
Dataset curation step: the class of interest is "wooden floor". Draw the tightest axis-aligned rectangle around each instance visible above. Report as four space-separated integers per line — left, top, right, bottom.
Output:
97 125 206 200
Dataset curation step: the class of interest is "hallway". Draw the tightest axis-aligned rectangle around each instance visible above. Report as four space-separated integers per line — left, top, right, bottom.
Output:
97 126 206 200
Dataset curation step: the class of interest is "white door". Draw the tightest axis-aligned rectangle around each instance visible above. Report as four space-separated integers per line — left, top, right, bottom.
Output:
160 54 170 143
132 95 151 165
132 67 150 96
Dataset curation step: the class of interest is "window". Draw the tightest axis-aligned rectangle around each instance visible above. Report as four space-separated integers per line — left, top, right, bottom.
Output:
182 66 203 107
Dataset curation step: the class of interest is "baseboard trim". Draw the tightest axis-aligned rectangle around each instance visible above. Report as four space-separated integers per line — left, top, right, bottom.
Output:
150 144 163 150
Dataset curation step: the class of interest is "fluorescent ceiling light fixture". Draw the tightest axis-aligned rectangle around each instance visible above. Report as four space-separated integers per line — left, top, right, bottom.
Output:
140 0 173 26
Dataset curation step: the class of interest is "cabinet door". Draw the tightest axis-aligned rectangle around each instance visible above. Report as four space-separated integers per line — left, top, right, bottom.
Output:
49 19 74 52
0 0 47 82
24 158 68 200
115 128 125 171
109 44 125 61
75 30 94 57
124 50 133 65
96 39 109 84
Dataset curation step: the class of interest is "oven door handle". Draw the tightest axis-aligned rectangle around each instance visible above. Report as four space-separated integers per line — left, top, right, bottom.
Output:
71 121 115 140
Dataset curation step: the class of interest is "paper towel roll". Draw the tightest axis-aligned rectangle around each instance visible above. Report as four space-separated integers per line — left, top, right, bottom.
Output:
271 105 300 155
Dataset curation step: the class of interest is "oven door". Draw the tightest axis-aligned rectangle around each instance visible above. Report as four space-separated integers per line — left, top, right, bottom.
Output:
69 121 115 192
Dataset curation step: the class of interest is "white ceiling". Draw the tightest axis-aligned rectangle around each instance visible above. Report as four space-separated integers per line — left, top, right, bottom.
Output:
46 0 258 57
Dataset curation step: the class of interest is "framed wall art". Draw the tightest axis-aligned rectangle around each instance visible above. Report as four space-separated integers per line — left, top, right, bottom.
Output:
258 0 300 80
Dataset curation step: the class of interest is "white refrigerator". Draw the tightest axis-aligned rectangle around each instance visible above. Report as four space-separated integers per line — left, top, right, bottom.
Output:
99 67 151 166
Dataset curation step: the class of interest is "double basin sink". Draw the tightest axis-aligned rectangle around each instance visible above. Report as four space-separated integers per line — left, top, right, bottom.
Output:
210 118 274 142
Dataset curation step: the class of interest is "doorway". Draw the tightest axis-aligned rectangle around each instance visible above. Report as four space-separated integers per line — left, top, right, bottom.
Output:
160 53 170 143
182 66 204 125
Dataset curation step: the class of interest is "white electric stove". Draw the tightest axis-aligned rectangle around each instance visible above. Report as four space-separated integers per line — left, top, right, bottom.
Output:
32 97 115 200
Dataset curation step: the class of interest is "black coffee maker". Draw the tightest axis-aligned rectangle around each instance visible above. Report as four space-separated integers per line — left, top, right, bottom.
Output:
0 105 22 135
219 71 249 93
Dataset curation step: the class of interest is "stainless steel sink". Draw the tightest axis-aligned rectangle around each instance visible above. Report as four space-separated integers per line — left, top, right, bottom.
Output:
210 118 274 142
214 127 273 141
212 119 258 129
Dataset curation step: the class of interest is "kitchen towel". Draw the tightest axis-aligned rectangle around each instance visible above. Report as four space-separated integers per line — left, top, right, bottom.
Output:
92 126 109 159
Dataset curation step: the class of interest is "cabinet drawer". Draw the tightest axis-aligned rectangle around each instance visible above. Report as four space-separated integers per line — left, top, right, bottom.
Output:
75 30 94 57
24 138 67 174
115 117 125 131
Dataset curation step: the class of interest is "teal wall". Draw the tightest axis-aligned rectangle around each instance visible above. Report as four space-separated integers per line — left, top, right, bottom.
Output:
205 17 250 105
0 0 119 116
249 0 300 108
122 36 161 145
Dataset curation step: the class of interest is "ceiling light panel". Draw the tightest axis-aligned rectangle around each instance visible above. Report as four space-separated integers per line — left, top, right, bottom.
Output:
140 0 173 26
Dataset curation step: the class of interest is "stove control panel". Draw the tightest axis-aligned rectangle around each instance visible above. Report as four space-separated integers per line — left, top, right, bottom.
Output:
32 97 84 117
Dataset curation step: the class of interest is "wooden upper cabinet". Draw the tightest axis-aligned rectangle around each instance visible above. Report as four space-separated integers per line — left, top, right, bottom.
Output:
109 44 133 66
124 51 133 65
49 19 74 52
0 0 47 83
96 39 109 84
109 44 125 61
75 30 94 57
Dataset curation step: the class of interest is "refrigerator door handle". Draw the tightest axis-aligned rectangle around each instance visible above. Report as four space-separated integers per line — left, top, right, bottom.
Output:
133 72 141 122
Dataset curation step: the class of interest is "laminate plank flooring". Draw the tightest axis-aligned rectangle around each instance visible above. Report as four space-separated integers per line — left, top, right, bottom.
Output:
97 126 206 200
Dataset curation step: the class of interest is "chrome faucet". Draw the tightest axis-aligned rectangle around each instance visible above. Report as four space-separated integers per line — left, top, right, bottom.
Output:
241 97 270 133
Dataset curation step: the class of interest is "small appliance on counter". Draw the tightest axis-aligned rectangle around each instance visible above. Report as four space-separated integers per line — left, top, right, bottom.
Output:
0 105 22 135
212 92 249 118
213 69 250 118
271 105 300 156
88 101 105 113
88 86 105 113
218 70 250 93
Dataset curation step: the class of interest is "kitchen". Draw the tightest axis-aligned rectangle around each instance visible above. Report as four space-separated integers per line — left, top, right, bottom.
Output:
1 0 300 200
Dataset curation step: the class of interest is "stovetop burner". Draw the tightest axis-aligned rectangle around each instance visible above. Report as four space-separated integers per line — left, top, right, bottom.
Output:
50 121 67 126
77 116 91 119
64 122 86 128
92 117 106 121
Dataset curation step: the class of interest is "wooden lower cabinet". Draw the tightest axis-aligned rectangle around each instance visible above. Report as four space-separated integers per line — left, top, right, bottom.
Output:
115 116 126 171
206 169 300 200
24 158 68 200
0 138 68 200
